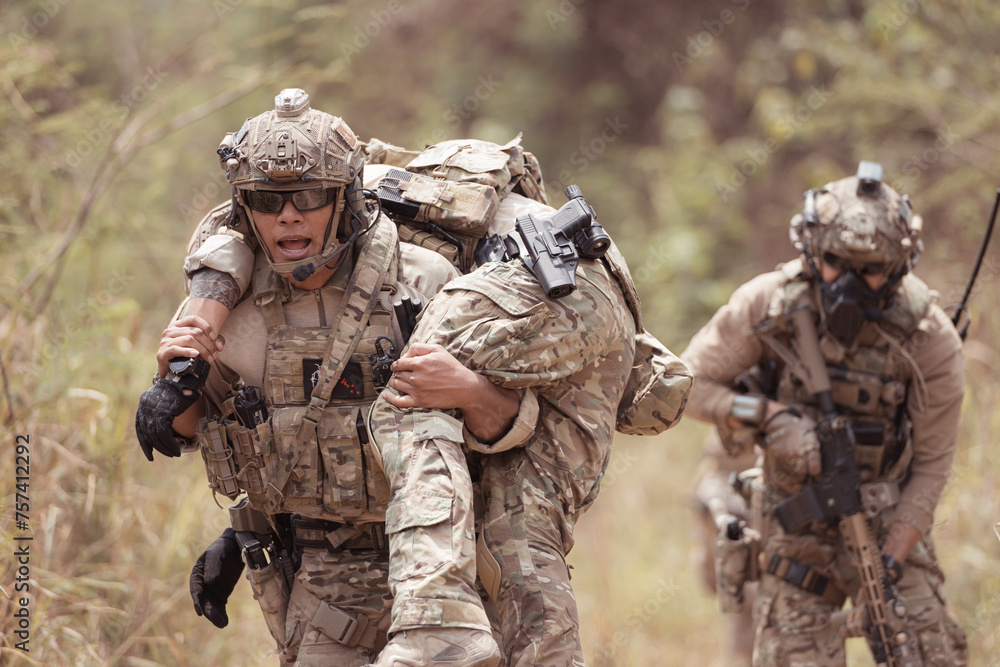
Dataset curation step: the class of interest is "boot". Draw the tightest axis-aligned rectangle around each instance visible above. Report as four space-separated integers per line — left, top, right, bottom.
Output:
368 627 501 667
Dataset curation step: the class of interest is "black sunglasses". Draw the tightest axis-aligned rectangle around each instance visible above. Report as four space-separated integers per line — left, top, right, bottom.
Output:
246 188 337 213
821 252 888 276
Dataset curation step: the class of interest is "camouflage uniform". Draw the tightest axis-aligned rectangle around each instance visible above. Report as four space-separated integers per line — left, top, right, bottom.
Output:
179 104 691 664
171 88 475 666
197 223 458 666
681 169 968 666
370 239 691 666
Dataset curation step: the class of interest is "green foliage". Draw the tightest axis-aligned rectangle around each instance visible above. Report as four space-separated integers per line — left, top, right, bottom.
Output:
2 0 999 664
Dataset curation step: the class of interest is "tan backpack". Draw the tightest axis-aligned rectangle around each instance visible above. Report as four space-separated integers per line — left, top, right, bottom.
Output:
366 135 547 272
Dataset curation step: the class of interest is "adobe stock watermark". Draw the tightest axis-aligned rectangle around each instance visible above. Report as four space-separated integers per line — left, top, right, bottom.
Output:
887 126 959 196
546 0 585 30
715 84 833 202
56 66 168 172
213 0 245 18
545 116 629 199
630 243 674 288
672 0 754 73
180 173 230 224
417 73 504 148
959 588 1000 636
600 448 640 488
593 577 681 663
22 266 135 381
339 0 413 64
939 255 1000 322
878 0 921 38
7 0 71 49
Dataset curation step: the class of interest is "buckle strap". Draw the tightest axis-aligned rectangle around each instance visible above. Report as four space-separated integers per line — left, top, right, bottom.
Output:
292 518 388 553
313 603 387 651
290 584 388 652
762 552 847 607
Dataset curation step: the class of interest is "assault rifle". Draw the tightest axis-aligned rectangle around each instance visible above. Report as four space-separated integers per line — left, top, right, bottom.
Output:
761 308 922 667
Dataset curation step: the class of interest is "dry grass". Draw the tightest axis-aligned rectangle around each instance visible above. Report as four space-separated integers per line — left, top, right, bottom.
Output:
1 273 997 666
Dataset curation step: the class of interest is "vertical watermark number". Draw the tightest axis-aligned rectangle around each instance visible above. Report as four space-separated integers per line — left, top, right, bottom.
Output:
12 434 32 652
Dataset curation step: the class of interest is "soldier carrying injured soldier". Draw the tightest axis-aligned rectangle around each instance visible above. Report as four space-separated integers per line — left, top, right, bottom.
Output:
135 88 691 666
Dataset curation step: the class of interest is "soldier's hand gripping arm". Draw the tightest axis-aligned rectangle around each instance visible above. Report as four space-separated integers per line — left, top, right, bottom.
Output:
135 314 221 460
179 266 243 357
381 342 522 443
189 528 245 628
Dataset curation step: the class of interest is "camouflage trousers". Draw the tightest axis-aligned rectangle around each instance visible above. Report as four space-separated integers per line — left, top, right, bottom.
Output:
372 404 588 667
274 546 392 666
752 511 968 666
375 409 491 635
477 448 586 667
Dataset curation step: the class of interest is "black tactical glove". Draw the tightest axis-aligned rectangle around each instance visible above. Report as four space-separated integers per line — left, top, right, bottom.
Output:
190 527 245 628
135 357 211 461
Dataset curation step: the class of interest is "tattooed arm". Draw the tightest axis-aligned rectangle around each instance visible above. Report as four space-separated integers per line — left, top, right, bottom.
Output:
180 269 239 360
154 269 238 379
148 269 239 437
188 268 241 311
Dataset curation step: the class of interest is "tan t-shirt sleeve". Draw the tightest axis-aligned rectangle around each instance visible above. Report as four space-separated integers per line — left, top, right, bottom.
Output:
890 303 965 536
681 271 783 429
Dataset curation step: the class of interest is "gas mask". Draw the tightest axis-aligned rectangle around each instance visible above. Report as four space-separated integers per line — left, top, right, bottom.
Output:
819 269 890 344
792 162 923 344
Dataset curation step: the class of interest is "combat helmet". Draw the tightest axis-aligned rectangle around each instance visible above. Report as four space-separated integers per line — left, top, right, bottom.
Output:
790 161 923 280
218 88 372 280
789 161 924 342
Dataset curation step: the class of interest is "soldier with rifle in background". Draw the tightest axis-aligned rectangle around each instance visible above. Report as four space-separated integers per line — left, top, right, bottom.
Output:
681 162 969 665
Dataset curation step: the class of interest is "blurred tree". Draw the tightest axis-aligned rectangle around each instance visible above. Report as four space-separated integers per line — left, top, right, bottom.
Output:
2 0 1000 664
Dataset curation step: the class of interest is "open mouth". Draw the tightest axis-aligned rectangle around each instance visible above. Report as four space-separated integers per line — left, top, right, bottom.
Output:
276 237 312 258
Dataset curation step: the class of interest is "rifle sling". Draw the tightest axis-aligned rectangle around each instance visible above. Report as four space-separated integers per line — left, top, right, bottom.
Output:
756 307 831 396
762 552 846 607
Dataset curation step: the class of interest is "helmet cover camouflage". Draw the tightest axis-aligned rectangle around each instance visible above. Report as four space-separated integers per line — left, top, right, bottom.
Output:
221 88 364 191
791 163 923 278
218 89 369 276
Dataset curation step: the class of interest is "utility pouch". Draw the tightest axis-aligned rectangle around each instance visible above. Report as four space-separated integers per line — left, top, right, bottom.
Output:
266 405 322 511
227 420 269 502
378 168 498 272
197 417 240 499
376 137 532 272
246 554 291 648
397 224 460 268
715 524 761 614
319 405 369 514
405 137 522 196
379 169 499 231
